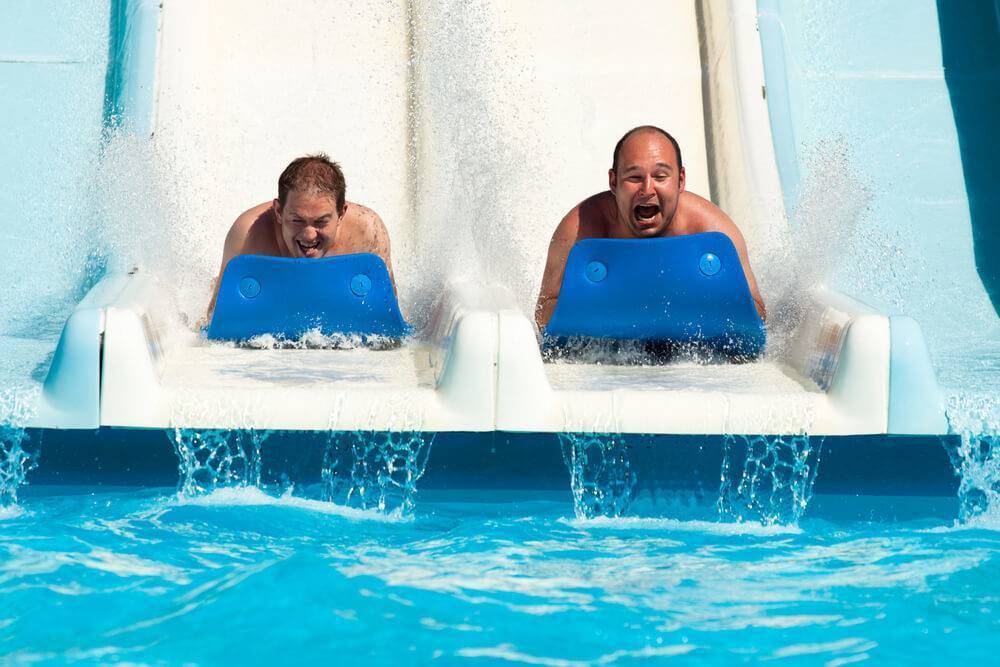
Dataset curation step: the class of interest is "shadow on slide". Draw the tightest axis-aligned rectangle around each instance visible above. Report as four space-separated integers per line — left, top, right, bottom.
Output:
937 0 1000 315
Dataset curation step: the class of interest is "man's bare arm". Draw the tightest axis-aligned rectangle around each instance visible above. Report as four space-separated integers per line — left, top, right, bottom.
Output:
536 212 577 330
682 193 767 321
367 210 396 288
535 196 607 330
205 203 270 321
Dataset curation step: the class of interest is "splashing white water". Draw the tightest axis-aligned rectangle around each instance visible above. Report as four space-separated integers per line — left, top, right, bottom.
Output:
169 428 270 497
321 430 433 516
944 392 1000 524
559 433 637 519
0 388 39 508
718 435 821 526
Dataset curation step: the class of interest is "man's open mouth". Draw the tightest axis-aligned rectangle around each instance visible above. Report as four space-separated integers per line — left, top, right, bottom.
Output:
297 239 321 256
634 204 660 222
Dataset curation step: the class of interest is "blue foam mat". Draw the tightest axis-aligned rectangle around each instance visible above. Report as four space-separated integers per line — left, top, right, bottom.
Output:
544 232 765 356
207 253 410 341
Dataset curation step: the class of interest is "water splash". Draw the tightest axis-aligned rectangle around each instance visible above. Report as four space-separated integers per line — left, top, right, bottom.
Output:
0 425 36 509
241 330 402 351
321 430 433 515
559 433 637 519
718 435 821 526
169 428 270 497
948 432 999 523
945 393 999 524
0 389 39 509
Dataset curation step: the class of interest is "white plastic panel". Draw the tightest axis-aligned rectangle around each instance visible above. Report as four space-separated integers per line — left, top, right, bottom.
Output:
493 286 892 436
99 275 499 432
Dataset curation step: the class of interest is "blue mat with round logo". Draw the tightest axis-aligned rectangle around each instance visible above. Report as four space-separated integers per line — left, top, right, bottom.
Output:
206 253 409 341
543 232 765 357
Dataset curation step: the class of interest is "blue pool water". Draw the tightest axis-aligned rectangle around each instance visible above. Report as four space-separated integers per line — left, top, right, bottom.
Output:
2 485 998 664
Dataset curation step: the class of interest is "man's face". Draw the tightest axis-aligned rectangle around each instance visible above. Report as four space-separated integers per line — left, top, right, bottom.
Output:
274 189 342 258
609 131 686 238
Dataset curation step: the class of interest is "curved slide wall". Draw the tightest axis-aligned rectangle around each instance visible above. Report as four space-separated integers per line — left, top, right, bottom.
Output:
758 0 1000 365
0 2 111 394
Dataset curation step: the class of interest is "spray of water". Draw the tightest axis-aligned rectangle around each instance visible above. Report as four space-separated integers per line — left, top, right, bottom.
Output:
93 130 218 326
0 389 39 508
717 434 822 526
169 428 270 497
559 433 637 519
321 430 433 516
752 142 877 359
406 0 552 326
944 392 1000 524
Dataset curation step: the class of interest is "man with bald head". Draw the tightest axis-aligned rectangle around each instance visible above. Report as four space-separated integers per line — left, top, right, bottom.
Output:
535 125 766 329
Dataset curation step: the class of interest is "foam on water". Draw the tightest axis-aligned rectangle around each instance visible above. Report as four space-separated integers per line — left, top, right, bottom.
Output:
242 330 402 351
169 487 409 524
563 516 802 538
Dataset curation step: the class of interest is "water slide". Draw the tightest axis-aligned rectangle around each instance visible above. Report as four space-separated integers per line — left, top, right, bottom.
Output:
20 0 961 437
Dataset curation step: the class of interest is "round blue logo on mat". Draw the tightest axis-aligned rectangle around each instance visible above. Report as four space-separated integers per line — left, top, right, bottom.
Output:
238 276 261 299
351 274 372 297
699 253 721 276
585 261 607 283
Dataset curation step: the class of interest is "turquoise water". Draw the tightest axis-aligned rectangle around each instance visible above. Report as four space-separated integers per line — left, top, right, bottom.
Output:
3 485 998 664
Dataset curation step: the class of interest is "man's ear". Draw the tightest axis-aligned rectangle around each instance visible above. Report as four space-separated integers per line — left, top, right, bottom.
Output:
339 201 349 219
608 168 617 191
678 167 686 193
272 199 282 223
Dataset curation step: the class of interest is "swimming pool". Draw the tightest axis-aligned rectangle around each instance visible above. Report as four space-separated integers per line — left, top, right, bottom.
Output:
2 0 999 663
2 481 998 663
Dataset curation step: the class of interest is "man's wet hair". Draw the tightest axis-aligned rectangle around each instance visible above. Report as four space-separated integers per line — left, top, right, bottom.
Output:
611 125 683 175
278 153 346 214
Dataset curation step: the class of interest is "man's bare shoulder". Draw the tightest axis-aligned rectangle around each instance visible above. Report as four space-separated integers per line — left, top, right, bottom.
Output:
227 202 278 255
556 192 613 242
339 201 388 251
342 201 383 231
675 191 737 234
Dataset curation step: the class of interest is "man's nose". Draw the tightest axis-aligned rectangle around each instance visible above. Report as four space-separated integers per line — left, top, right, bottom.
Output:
639 176 653 194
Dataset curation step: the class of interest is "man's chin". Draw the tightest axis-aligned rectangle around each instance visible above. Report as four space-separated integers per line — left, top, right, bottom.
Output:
629 219 664 238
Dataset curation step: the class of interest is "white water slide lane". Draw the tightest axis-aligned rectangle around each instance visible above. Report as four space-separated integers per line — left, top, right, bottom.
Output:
32 0 945 435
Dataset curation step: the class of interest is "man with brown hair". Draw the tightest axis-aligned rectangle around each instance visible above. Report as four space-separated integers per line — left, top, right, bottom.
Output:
535 125 765 329
208 154 395 315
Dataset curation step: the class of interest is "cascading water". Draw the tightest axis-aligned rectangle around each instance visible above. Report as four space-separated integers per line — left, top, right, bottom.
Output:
559 433 637 519
945 393 1000 523
717 434 821 526
0 390 39 510
169 428 269 497
321 430 433 516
